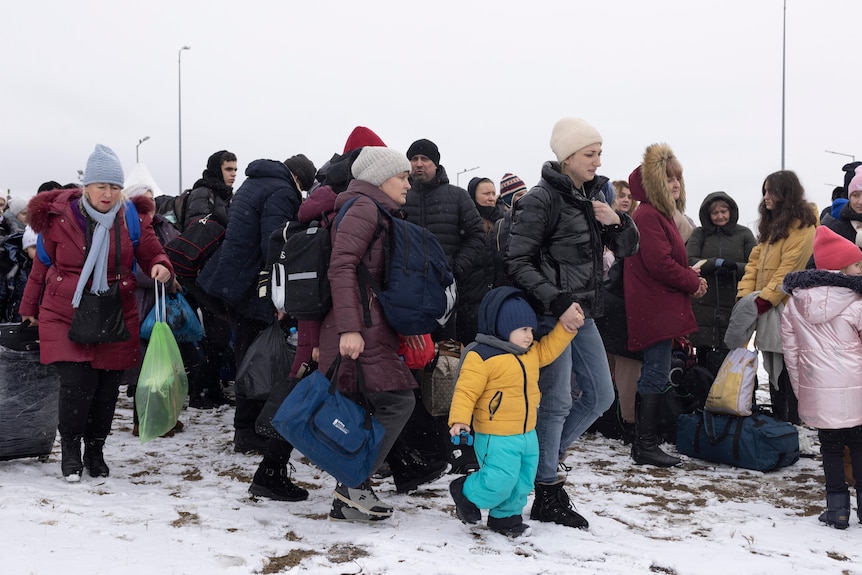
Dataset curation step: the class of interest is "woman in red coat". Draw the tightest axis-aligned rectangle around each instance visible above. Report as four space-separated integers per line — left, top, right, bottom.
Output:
20 145 173 482
318 146 425 523
624 143 707 468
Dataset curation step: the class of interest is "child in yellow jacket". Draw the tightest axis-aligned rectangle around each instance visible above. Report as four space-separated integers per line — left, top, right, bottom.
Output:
448 287 576 536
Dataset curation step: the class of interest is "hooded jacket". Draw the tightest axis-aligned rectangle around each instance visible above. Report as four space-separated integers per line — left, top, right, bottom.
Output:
181 150 234 231
686 192 757 348
624 143 700 351
506 162 639 320
448 287 574 435
19 190 172 369
781 270 862 429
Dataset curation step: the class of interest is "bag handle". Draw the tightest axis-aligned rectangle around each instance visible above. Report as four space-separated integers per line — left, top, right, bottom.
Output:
325 355 376 429
154 281 167 324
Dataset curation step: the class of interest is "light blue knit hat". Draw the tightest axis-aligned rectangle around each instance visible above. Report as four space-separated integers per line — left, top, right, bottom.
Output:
82 144 124 187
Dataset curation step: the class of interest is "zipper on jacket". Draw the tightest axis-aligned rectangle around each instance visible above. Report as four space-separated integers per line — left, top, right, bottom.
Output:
488 391 502 420
515 356 528 433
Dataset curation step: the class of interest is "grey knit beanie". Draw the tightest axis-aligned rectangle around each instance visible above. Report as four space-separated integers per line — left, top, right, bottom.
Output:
82 144 124 187
351 146 411 187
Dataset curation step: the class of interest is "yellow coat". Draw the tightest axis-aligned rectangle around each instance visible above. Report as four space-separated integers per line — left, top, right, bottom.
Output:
448 322 575 436
737 220 815 306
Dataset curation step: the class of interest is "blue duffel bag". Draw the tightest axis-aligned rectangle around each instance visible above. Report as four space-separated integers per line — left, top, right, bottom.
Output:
676 408 799 472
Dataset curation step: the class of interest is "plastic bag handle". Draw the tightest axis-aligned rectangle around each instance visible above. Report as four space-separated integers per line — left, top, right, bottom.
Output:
154 281 167 324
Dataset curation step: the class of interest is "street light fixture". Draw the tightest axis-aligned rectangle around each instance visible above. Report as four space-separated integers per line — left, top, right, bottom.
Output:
178 45 191 194
825 150 856 163
136 136 150 163
456 166 480 188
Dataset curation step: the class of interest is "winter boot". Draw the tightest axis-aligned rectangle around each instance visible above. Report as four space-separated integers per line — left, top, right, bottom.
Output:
388 444 448 493
248 461 309 502
487 514 531 537
334 480 393 517
818 491 850 529
857 490 862 524
234 428 268 454
621 421 637 445
208 380 235 407
60 435 83 482
449 476 481 524
530 480 589 529
82 438 109 478
632 394 682 467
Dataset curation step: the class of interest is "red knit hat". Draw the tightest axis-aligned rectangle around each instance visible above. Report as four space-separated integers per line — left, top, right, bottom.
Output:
342 126 386 154
814 226 862 271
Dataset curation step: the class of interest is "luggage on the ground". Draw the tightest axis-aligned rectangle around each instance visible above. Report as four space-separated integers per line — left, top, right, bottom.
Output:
0 324 59 461
676 408 800 471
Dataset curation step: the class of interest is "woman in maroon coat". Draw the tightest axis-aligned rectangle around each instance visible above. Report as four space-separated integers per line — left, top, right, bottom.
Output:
20 145 173 482
318 146 424 523
624 143 707 468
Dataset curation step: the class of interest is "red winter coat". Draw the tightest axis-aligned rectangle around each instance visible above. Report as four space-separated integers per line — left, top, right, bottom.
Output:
19 190 173 370
318 180 416 394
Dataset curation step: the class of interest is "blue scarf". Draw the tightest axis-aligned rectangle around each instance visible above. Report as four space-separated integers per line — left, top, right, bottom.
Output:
72 194 123 308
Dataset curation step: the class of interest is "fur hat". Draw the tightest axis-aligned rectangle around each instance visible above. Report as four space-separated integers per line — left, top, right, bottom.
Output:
628 143 685 218
285 154 317 192
549 117 602 163
406 139 440 166
6 197 26 217
351 146 411 187
343 126 386 154
495 296 538 341
499 173 528 207
814 226 862 271
82 144 124 187
847 165 862 196
21 226 37 251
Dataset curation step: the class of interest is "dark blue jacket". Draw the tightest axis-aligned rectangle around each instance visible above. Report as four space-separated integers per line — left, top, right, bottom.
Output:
197 159 302 322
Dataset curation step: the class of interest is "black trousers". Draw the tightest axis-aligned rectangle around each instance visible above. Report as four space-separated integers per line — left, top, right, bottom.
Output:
819 425 862 493
230 313 269 431
769 367 800 425
55 362 124 439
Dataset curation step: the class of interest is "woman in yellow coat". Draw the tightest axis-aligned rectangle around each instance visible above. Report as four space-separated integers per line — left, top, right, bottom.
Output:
737 170 816 423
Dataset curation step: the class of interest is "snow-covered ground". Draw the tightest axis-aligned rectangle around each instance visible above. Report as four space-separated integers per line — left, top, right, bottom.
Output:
2 383 861 575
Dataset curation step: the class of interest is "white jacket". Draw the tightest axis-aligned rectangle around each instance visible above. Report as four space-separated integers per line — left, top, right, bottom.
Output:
781 270 862 429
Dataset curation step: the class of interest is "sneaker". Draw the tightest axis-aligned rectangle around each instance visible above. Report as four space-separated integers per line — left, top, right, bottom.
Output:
449 476 481 524
329 497 388 523
487 515 531 537
334 481 393 517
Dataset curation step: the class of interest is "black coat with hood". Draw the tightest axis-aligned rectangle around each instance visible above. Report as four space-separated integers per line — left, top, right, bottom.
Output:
402 165 485 284
685 191 756 349
180 150 234 231
506 161 639 321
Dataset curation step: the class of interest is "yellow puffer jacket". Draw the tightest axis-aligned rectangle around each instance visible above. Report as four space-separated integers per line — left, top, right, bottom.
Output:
448 322 574 435
737 220 815 306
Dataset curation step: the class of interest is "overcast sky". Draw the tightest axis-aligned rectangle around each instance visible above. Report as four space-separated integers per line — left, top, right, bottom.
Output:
2 0 859 228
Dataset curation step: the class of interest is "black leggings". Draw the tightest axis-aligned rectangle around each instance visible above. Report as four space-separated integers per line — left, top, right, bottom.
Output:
55 362 124 439
819 426 862 493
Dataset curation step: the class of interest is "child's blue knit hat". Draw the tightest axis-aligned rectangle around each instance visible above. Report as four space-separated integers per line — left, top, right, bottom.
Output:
496 296 537 341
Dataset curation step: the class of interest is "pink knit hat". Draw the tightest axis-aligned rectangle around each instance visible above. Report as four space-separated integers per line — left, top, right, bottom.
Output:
814 226 862 271
847 166 862 195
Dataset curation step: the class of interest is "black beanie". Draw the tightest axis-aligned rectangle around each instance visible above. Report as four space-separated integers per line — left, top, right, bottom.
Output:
285 154 317 191
406 139 440 166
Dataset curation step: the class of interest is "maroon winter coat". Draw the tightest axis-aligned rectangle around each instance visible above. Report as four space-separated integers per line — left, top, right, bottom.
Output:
19 189 173 370
317 180 416 394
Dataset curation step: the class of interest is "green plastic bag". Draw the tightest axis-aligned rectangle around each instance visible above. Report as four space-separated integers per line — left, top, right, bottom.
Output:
135 284 188 444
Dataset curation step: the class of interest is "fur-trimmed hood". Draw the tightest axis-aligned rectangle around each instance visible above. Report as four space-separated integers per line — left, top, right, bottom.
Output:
783 269 862 324
27 188 155 234
628 143 685 219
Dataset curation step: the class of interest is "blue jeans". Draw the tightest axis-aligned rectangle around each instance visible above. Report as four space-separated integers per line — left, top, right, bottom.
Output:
636 339 672 395
535 317 615 484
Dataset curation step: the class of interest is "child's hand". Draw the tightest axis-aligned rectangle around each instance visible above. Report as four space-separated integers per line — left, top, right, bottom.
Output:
450 423 470 437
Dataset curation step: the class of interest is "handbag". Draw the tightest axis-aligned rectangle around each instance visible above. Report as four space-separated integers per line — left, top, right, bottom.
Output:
235 321 295 401
140 288 204 343
704 348 758 416
68 223 130 344
271 356 384 487
135 283 189 443
420 339 460 417
164 213 226 278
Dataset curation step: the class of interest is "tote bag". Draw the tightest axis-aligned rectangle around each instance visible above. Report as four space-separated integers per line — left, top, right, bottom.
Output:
704 348 758 416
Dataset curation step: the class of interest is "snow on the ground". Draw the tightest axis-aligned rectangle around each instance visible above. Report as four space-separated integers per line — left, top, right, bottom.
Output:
2 387 861 575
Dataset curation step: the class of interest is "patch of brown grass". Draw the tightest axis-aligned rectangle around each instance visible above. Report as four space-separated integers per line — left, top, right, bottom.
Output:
260 549 319 573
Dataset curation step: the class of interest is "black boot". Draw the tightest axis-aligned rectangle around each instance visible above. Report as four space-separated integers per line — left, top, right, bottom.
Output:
858 490 862 524
82 438 109 478
388 444 448 494
530 480 589 529
632 394 681 467
60 435 83 482
248 461 309 501
208 380 235 407
487 514 531 537
234 428 268 454
621 421 637 445
449 476 481 524
818 491 850 529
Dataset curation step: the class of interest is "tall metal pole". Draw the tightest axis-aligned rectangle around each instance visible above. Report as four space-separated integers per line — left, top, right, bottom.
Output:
781 0 786 170
178 46 190 194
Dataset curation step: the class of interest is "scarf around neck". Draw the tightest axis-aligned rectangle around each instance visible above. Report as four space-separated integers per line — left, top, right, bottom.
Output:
72 195 123 308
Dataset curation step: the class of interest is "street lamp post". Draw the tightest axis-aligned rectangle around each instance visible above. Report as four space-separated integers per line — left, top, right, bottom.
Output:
136 136 150 163
178 45 191 194
456 166 480 188
781 0 786 170
825 150 856 163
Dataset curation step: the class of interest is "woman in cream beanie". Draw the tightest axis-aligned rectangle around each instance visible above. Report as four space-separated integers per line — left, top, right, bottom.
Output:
504 118 640 529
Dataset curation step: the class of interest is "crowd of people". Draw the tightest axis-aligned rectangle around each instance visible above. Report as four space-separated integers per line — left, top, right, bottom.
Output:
5 117 862 536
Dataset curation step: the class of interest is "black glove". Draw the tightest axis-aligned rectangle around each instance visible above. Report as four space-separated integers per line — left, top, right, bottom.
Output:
720 259 737 270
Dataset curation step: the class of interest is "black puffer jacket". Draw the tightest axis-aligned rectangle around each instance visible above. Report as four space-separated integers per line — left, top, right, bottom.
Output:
506 161 639 319
402 165 485 282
